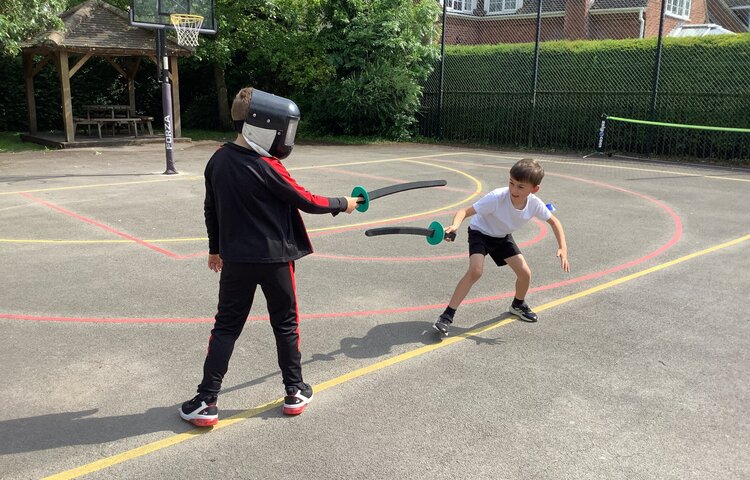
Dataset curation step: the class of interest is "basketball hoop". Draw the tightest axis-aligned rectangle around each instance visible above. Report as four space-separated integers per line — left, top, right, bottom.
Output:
170 14 204 47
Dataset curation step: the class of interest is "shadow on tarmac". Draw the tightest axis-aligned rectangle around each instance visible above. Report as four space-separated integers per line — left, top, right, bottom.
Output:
1 318 506 454
0 405 245 455
223 319 505 395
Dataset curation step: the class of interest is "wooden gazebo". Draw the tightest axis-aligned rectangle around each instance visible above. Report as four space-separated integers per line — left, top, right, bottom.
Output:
20 0 192 147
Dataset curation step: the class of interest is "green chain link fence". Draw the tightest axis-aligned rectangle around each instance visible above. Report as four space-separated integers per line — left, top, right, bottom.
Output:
419 0 750 161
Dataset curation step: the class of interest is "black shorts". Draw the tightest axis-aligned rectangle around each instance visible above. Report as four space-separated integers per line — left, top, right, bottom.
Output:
467 227 521 267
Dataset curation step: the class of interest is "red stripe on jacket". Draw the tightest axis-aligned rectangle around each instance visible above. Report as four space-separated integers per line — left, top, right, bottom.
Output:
260 156 331 209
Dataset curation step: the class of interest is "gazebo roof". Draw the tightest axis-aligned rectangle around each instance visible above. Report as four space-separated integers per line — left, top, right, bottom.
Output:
21 0 191 57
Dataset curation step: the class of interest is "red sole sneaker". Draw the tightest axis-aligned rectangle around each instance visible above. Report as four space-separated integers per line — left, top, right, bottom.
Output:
282 404 307 416
187 417 218 427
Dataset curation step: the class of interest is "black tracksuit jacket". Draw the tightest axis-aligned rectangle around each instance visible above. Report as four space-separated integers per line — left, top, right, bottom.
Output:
204 142 348 262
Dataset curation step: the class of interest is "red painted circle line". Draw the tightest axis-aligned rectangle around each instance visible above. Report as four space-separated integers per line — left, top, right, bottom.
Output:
0 173 682 323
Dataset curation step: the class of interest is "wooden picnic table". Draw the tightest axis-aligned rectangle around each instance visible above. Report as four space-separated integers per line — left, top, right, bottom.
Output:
74 105 154 140
83 104 132 119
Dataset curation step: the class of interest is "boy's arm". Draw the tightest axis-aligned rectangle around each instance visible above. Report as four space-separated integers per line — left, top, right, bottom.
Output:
443 206 476 241
203 166 220 256
204 166 223 272
546 215 569 272
260 157 356 214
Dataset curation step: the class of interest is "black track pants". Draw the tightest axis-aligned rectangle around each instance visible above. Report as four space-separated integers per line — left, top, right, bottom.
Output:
198 261 303 395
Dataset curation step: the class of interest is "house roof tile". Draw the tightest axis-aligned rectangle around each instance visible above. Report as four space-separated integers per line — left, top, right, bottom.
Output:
514 0 566 15
21 0 190 56
724 0 750 8
591 0 650 10
460 0 650 16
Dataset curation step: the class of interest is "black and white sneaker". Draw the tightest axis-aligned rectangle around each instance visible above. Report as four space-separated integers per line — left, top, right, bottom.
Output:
283 383 313 416
509 302 538 322
180 394 218 427
433 313 453 336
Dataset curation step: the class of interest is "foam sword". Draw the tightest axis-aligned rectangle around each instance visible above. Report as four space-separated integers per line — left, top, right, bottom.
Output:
365 221 456 246
351 180 448 212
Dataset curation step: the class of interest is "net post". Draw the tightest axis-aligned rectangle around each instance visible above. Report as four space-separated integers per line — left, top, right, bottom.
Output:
596 114 608 152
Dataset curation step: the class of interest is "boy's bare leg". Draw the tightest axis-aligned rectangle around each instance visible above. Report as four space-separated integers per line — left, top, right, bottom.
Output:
435 254 486 335
505 254 538 321
448 253 486 309
504 254 531 301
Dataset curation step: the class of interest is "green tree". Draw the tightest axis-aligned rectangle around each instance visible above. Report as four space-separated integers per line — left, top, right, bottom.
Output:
187 0 439 137
0 0 68 56
190 0 330 129
312 0 440 138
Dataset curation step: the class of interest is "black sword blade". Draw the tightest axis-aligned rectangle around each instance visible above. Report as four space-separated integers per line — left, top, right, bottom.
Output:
365 180 447 201
365 227 434 237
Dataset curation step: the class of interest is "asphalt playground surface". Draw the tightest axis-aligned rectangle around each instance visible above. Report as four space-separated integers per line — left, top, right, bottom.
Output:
1 141 748 479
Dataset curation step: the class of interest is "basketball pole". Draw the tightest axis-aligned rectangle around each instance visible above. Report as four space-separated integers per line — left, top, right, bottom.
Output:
157 28 177 174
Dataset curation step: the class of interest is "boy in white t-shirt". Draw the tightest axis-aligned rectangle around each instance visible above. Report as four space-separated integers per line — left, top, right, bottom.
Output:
434 158 569 335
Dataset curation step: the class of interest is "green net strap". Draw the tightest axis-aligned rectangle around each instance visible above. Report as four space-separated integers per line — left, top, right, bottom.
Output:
606 116 750 134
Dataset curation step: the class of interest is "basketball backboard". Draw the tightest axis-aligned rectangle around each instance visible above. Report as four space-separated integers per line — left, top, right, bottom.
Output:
130 0 217 34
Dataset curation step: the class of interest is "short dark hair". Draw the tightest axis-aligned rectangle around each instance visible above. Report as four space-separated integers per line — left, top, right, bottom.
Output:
510 158 544 186
231 87 253 121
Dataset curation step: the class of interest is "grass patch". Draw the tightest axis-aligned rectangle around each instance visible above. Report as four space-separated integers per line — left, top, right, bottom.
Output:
298 133 395 145
180 129 235 142
181 128 396 146
0 132 48 153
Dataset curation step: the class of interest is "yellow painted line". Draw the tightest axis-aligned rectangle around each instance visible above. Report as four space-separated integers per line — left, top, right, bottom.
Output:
458 152 750 182
0 153 459 196
1 157 482 243
0 238 212 244
43 232 750 480
0 239 134 244
0 177 203 196
290 152 461 171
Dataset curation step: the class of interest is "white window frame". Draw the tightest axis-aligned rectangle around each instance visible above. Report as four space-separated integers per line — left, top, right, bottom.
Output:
731 7 750 31
666 0 691 20
443 0 475 14
485 0 523 15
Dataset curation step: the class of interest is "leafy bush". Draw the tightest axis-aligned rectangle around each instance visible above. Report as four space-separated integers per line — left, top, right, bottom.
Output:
310 0 440 139
310 60 423 139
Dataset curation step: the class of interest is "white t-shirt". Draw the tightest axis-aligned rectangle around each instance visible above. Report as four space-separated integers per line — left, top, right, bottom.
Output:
469 187 551 237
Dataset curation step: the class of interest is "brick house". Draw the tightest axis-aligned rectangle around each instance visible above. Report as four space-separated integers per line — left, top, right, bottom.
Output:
440 0 746 44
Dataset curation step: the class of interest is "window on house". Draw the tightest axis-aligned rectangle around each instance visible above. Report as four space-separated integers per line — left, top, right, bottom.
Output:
734 9 750 30
666 0 691 18
486 0 523 14
445 0 474 14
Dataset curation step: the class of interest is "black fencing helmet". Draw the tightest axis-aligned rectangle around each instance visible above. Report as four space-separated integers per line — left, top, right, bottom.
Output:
240 89 300 159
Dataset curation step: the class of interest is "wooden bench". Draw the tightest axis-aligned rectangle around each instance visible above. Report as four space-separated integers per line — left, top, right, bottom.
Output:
108 116 154 137
73 117 104 140
137 116 154 136
73 117 150 140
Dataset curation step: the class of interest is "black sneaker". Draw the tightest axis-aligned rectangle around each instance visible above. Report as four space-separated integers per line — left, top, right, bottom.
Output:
283 383 313 416
179 394 218 427
509 302 538 322
433 313 453 336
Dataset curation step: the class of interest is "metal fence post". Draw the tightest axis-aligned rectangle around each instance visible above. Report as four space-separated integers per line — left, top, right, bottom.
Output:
438 0 447 139
528 0 543 148
646 0 668 157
